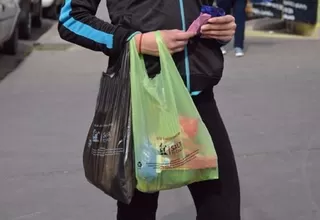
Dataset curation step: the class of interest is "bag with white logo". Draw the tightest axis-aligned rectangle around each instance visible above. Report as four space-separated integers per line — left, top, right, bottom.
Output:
83 43 135 204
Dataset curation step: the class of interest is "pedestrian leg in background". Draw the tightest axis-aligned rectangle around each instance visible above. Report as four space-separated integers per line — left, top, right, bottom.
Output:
233 0 246 57
216 0 232 55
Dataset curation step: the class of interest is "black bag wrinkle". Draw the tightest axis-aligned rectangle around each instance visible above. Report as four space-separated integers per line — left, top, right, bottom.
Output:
83 43 135 204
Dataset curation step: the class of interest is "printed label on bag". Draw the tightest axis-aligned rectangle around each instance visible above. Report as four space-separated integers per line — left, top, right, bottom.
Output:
87 123 125 156
159 141 183 155
136 115 217 174
92 129 101 143
157 133 183 156
160 149 199 169
90 147 125 156
91 123 112 143
87 139 92 148
138 149 199 171
101 131 110 143
151 131 200 170
93 123 112 128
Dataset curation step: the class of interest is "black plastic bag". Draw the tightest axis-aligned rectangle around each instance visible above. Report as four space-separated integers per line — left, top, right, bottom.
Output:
83 43 135 204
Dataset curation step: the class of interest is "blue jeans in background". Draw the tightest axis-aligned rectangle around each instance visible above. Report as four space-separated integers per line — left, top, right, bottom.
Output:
217 0 246 49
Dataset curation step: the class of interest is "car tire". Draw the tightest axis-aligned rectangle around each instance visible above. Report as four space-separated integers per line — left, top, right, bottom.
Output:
43 2 58 20
19 6 32 40
43 0 62 20
32 0 42 28
1 27 19 55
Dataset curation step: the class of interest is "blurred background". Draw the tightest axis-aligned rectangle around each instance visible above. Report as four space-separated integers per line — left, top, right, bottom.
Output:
0 0 319 220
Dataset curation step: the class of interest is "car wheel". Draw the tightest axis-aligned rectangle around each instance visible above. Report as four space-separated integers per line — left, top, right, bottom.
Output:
19 7 32 40
43 2 58 20
1 27 19 55
43 0 62 20
32 0 42 28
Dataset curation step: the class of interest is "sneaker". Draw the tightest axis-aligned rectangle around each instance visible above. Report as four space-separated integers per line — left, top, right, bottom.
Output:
234 47 244 57
221 47 227 55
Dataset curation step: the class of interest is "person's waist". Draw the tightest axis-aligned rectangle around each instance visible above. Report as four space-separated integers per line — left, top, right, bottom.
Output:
134 55 222 94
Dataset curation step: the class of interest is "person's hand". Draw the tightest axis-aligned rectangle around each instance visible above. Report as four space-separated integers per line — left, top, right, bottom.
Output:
135 30 196 56
200 15 236 41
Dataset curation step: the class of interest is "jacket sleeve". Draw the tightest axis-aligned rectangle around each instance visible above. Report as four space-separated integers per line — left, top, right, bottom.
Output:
58 0 136 56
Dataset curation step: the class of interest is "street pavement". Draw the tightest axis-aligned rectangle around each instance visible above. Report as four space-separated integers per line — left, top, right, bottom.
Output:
0 19 55 81
0 3 320 220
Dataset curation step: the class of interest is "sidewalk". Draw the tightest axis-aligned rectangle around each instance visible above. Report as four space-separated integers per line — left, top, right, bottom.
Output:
0 23 319 220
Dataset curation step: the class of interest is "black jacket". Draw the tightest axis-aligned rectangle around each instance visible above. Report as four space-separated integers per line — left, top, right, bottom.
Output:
58 0 225 92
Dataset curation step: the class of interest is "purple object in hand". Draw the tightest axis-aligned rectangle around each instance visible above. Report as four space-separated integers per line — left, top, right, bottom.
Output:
187 5 225 34
187 13 211 33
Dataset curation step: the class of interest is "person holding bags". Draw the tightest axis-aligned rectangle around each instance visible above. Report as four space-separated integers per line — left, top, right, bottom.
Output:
58 0 241 219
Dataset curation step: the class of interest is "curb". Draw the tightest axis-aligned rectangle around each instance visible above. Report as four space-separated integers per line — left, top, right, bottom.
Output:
245 19 320 40
245 29 319 40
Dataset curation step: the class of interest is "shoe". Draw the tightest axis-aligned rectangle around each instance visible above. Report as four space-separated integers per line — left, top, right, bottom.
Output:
221 47 227 55
234 47 244 57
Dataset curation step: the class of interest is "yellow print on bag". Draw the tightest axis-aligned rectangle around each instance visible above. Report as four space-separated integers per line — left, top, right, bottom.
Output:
153 132 183 156
150 116 217 170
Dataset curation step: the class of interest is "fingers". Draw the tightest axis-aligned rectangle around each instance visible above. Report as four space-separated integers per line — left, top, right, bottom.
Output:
174 31 197 40
161 30 194 54
201 21 236 32
171 46 186 54
207 15 235 24
168 40 188 54
172 39 188 48
200 15 236 41
201 29 235 38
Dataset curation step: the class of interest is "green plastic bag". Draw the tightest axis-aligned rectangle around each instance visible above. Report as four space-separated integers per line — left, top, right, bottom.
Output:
129 31 218 193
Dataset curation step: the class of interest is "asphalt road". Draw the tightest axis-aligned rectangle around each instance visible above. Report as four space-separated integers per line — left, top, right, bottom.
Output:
0 2 319 220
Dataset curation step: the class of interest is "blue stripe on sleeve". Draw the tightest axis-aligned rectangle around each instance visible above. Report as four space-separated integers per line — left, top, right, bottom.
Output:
59 0 113 49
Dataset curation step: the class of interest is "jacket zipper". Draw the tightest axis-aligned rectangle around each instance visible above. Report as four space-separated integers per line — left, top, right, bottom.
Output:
178 0 201 96
178 0 191 91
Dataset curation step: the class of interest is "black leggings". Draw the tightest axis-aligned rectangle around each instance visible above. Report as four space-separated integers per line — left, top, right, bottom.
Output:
117 89 241 220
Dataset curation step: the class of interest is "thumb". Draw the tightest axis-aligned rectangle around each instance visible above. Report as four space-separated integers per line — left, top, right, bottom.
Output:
174 31 196 41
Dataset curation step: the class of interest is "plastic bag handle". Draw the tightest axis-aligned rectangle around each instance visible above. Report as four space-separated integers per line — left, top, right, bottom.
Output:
130 32 201 97
154 31 179 75
129 32 175 109
129 31 178 77
155 32 201 96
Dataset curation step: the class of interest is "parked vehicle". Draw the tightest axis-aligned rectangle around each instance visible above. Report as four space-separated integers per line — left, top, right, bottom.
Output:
42 0 62 20
0 0 20 55
18 0 43 40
